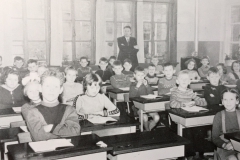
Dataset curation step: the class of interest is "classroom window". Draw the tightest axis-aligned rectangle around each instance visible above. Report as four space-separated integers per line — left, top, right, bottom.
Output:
105 0 135 57
10 0 50 63
230 5 240 59
62 0 96 64
143 1 172 63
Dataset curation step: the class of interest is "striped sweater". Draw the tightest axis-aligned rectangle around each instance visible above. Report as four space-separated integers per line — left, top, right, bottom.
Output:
170 87 207 108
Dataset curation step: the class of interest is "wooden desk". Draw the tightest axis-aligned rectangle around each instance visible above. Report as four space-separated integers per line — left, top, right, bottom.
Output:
7 134 112 160
0 108 23 127
80 115 139 137
102 128 189 160
0 127 23 160
168 105 224 136
130 95 170 132
190 80 209 90
108 88 129 105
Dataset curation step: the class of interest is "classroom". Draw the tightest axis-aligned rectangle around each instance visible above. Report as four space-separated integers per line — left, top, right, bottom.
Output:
0 0 240 160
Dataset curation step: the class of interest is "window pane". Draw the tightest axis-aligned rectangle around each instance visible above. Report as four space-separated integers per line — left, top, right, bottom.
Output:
116 2 131 22
144 41 151 55
232 24 240 42
154 3 168 22
144 23 151 41
106 22 114 41
63 22 72 40
11 19 23 41
76 42 91 60
105 42 114 57
232 6 240 23
105 2 114 21
143 3 151 22
63 42 72 61
75 0 91 20
155 23 167 40
10 0 22 18
27 20 45 40
28 42 46 60
62 0 72 20
155 41 166 56
117 23 131 38
75 21 91 41
26 0 45 19
12 45 24 55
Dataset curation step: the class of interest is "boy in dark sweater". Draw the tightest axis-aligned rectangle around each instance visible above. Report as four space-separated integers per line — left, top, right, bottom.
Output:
26 70 80 141
12 56 28 78
122 58 134 81
145 64 159 85
129 66 159 131
76 57 92 82
95 57 112 83
204 67 226 106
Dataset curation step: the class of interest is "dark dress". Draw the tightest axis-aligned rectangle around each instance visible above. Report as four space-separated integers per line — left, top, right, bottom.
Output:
117 36 139 70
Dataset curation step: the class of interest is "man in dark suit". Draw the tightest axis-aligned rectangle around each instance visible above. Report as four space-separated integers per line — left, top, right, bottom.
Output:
117 26 139 71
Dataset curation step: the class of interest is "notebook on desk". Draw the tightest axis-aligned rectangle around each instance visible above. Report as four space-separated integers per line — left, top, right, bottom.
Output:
87 116 117 124
29 139 73 153
12 107 21 113
119 87 130 91
181 106 209 112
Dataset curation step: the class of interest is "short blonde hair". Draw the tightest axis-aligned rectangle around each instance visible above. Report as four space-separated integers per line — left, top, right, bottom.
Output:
23 81 40 96
177 70 189 78
64 65 77 75
41 70 65 87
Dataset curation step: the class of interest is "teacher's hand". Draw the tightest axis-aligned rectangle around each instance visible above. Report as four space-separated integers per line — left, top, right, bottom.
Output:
134 45 139 49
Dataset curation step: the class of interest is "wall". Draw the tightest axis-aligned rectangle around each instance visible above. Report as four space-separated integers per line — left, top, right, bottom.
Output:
177 0 225 69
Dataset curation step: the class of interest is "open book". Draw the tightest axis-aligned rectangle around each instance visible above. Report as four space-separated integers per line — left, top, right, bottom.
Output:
88 116 117 124
181 106 209 112
29 139 73 153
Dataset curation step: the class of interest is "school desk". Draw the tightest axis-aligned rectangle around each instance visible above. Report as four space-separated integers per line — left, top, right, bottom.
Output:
130 95 170 132
0 127 23 160
7 134 112 160
80 115 139 137
168 105 224 136
101 127 190 160
0 108 23 128
189 79 209 90
108 88 129 105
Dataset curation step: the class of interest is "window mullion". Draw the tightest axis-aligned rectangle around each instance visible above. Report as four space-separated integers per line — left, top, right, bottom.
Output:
114 1 118 57
23 0 29 61
151 2 155 56
71 0 76 61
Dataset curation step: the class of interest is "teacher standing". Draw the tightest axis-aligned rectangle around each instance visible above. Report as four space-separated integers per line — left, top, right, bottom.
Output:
117 26 139 71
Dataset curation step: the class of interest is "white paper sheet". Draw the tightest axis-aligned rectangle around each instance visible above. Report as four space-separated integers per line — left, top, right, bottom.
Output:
140 94 161 99
12 107 21 113
181 106 209 112
88 116 117 124
20 126 29 132
119 87 130 91
29 139 73 153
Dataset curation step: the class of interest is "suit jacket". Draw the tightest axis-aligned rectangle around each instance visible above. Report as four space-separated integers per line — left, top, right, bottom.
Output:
117 36 139 69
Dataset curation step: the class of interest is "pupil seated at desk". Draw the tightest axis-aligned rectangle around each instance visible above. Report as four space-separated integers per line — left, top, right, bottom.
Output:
170 70 207 159
198 56 211 79
22 81 42 120
227 61 240 85
62 66 83 105
26 70 80 141
204 67 226 106
129 66 160 131
95 57 113 84
183 58 201 81
110 60 131 89
216 63 228 85
0 67 26 108
212 88 240 160
122 58 134 82
145 64 159 85
158 62 177 96
74 73 120 120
